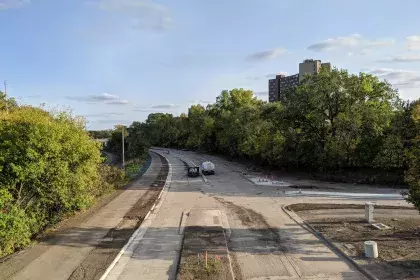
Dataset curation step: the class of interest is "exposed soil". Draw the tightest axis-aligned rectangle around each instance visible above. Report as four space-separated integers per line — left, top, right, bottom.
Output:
213 197 290 280
178 253 232 280
68 153 168 280
177 226 234 280
293 204 420 280
214 197 272 230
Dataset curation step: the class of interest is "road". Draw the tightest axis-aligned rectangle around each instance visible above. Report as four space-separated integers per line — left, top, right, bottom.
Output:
103 151 119 165
0 149 410 280
103 149 410 280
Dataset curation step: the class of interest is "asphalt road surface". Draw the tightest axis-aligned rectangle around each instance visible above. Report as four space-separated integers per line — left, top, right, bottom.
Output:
103 149 410 280
0 149 411 280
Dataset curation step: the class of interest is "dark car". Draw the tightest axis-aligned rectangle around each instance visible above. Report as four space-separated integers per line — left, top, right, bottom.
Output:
187 166 200 177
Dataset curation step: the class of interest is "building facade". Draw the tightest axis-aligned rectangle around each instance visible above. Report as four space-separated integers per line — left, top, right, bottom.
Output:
268 59 331 102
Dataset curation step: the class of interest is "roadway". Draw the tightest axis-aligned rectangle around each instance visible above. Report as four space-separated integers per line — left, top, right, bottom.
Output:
103 149 410 280
0 149 410 280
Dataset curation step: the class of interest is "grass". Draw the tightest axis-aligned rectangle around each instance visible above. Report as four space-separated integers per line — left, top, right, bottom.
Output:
124 155 150 179
125 162 141 179
178 253 228 280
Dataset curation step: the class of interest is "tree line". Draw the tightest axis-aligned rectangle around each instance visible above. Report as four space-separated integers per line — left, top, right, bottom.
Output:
0 92 125 257
107 68 420 211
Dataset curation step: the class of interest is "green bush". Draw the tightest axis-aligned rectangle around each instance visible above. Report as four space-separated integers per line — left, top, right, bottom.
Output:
0 189 31 257
96 164 125 196
0 105 108 257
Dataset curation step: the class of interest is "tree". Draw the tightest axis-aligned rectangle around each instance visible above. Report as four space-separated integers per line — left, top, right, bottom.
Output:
106 125 128 154
88 130 112 139
127 122 149 160
405 102 420 212
0 91 17 112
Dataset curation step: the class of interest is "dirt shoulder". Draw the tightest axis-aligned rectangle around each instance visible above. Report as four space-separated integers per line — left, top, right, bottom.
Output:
292 203 420 280
0 152 167 280
69 154 168 280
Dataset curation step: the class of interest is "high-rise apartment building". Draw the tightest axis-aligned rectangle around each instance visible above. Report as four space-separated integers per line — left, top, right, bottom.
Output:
268 59 331 102
299 59 331 82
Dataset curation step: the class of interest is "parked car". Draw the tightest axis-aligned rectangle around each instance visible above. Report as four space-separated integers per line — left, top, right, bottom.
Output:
201 161 215 175
187 166 200 177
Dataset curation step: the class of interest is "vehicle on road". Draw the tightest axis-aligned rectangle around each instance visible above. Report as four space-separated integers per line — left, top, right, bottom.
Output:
201 161 215 175
187 166 200 177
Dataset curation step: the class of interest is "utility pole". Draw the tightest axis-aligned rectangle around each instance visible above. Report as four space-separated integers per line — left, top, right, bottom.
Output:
121 126 125 168
4 80 8 113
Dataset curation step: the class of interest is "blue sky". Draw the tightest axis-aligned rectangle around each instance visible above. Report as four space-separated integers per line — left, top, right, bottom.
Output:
1 0 420 129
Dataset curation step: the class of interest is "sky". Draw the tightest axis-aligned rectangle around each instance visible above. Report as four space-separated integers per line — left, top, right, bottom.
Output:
1 0 420 129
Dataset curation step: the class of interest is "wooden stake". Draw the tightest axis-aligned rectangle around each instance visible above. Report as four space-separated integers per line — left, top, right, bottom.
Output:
205 251 208 269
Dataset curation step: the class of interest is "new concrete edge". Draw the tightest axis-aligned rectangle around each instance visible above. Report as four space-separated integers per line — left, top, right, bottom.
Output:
98 150 173 280
281 205 379 280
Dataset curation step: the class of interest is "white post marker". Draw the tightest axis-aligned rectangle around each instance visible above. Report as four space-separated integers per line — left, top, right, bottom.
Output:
121 126 125 168
365 202 374 223
364 241 378 258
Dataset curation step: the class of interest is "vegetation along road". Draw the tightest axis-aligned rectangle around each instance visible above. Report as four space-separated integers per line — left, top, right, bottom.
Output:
1 66 420 280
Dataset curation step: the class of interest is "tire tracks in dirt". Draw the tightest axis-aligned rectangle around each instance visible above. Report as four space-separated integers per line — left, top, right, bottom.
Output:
213 197 301 279
68 154 169 280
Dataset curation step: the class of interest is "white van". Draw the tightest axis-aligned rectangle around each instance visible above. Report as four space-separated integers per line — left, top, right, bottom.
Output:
201 161 215 175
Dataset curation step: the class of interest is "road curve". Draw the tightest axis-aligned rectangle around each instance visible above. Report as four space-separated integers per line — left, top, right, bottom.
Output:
103 149 409 280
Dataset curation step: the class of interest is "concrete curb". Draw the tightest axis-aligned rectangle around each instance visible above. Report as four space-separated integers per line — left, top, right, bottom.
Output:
281 205 379 280
98 150 173 280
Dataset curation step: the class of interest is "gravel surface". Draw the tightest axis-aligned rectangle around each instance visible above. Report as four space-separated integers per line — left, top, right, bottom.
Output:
295 204 420 280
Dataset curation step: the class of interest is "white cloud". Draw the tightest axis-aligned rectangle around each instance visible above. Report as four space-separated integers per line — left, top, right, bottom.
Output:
151 104 179 109
93 93 118 100
246 48 286 61
106 99 129 105
254 91 268 96
406 36 420 50
66 93 129 104
0 0 29 10
307 34 394 54
82 112 124 117
378 54 420 63
133 103 180 112
188 100 212 105
97 0 173 30
246 73 287 81
368 68 420 89
133 108 156 112
95 119 130 124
